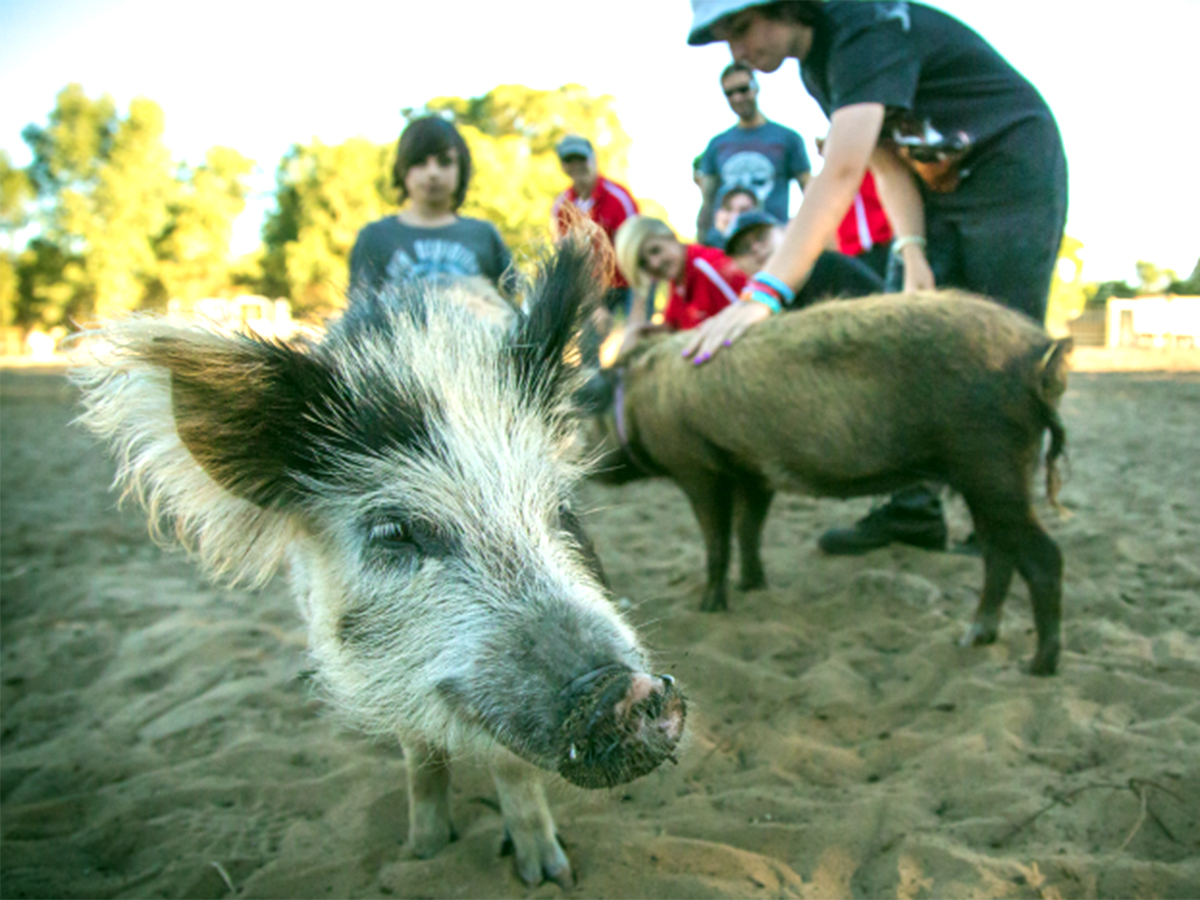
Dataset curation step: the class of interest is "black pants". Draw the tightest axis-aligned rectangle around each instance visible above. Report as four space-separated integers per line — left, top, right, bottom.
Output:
796 250 884 308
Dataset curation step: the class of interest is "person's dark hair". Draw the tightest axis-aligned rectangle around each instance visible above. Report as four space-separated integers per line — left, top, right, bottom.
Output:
719 185 758 209
757 0 824 28
719 62 758 88
393 115 472 210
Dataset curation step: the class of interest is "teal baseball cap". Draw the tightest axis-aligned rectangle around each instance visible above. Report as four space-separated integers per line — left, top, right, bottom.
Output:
687 0 774 46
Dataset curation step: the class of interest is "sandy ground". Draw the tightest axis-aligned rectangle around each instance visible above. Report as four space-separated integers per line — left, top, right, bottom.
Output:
2 354 1198 899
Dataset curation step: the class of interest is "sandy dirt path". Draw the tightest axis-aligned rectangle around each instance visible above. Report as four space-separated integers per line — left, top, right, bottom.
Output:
2 361 1198 898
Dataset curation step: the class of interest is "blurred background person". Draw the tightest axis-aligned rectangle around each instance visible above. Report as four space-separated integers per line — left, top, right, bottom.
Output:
817 134 894 280
725 209 882 302
696 62 811 239
702 183 759 249
349 116 515 301
614 215 746 353
552 134 639 315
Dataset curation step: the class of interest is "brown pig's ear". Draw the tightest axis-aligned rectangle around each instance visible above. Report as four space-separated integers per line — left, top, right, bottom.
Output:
103 324 333 510
72 320 394 585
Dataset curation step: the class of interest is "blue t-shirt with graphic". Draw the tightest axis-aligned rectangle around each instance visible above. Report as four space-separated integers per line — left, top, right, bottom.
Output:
700 121 810 222
348 215 515 297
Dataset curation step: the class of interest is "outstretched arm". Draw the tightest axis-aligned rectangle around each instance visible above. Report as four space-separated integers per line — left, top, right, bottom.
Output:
869 144 934 292
682 102 886 362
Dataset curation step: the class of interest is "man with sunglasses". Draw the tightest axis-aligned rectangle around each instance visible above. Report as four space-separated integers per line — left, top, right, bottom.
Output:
696 62 811 240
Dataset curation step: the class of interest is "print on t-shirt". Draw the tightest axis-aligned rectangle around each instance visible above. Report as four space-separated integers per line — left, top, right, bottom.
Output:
719 151 778 209
385 239 483 285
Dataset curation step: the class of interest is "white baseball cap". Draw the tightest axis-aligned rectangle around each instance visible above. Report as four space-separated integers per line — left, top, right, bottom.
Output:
687 0 775 46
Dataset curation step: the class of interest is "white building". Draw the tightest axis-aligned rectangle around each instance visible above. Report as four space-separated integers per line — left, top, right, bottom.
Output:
1106 296 1200 349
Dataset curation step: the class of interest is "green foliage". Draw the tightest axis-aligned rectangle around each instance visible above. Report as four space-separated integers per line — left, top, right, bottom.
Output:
1 151 34 329
156 146 254 303
10 85 254 329
21 83 116 199
1045 234 1086 333
1 151 33 237
418 83 634 252
258 137 394 316
82 97 178 317
13 237 92 328
1168 257 1200 295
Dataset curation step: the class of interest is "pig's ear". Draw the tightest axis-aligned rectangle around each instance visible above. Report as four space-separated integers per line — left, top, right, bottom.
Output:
71 320 336 585
508 236 602 413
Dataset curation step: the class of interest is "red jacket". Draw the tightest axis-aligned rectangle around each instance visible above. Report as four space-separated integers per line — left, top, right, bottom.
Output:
835 170 894 256
663 244 747 331
553 175 638 288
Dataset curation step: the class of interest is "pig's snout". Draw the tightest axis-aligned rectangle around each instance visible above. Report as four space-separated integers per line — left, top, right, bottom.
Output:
557 666 686 789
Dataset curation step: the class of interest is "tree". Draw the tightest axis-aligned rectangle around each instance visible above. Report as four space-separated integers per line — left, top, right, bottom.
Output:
156 146 254 303
18 86 175 322
1168 257 1200 295
420 83 635 252
259 137 393 316
1 151 34 329
81 97 178 317
14 85 253 328
1045 234 1086 332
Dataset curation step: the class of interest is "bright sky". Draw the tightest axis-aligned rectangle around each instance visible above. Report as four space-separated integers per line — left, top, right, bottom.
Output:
2 0 1197 284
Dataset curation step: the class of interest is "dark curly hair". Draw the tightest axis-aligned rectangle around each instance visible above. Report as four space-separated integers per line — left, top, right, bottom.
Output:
392 116 472 211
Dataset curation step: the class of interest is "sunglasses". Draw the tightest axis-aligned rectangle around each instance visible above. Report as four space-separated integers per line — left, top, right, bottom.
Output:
560 154 589 163
724 84 754 98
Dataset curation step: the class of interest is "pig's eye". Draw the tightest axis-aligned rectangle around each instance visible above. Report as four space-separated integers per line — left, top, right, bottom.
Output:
368 520 415 549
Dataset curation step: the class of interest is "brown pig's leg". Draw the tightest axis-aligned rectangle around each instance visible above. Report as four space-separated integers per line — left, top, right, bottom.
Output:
1014 525 1063 676
963 478 1063 676
401 739 455 858
734 477 773 591
679 472 735 612
962 529 1015 648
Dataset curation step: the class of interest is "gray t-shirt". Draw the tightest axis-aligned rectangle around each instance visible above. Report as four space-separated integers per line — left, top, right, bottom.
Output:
700 121 811 222
348 215 515 296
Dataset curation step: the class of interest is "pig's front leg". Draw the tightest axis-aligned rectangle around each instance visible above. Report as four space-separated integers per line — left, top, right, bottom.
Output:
401 739 455 858
490 749 573 888
679 472 735 612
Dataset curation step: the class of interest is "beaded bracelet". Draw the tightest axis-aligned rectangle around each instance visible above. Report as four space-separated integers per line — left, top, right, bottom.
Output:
741 286 782 315
751 271 796 304
890 235 927 257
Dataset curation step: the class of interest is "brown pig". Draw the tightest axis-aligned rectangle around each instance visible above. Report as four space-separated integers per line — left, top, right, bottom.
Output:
584 291 1070 676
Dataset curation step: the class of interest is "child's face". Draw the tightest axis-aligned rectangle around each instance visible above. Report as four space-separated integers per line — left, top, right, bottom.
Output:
639 235 686 283
731 225 781 273
405 148 460 208
714 192 756 233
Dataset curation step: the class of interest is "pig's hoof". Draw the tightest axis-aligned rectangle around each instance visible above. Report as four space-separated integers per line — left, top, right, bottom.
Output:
738 572 767 591
502 829 573 888
409 821 456 859
558 669 687 789
1028 644 1060 677
961 622 998 647
699 589 727 612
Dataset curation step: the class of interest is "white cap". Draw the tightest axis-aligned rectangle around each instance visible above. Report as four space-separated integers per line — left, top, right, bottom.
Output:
687 0 774 46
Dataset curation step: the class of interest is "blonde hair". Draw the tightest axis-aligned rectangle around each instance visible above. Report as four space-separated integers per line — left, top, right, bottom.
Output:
614 215 677 292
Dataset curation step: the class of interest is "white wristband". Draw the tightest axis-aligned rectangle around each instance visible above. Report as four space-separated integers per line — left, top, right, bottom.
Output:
891 235 927 257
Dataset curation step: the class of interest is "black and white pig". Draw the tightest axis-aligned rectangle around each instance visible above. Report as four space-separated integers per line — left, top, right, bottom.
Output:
71 241 686 888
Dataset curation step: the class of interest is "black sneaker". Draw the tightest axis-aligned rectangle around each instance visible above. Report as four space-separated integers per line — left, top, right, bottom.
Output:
818 504 948 556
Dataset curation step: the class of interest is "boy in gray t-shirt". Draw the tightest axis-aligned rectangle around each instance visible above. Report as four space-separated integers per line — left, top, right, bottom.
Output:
349 215 514 296
348 116 516 301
